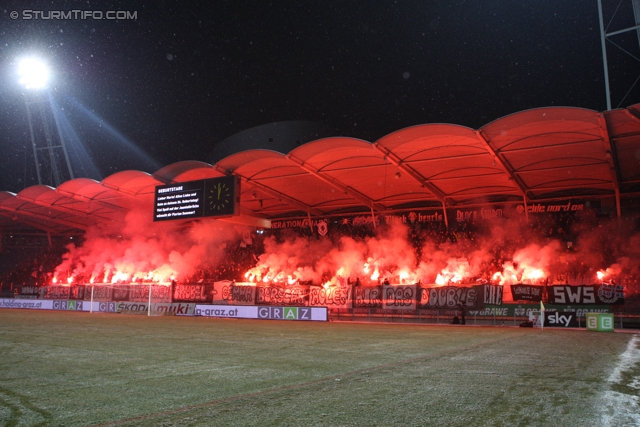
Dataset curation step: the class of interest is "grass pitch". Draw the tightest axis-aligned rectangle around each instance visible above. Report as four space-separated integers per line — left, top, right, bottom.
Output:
0 310 638 426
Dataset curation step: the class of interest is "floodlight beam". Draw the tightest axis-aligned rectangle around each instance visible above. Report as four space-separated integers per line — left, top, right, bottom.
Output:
24 97 43 185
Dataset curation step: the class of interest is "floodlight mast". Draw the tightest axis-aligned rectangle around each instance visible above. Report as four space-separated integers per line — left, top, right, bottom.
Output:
597 0 640 110
18 57 74 187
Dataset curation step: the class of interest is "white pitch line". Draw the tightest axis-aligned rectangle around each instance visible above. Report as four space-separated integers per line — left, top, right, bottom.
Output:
600 335 640 427
608 335 640 383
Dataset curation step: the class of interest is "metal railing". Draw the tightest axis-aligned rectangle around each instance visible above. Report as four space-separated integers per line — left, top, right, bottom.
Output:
329 308 640 329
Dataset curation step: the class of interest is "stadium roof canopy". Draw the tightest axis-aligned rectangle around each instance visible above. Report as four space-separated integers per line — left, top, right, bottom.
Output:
1 104 640 235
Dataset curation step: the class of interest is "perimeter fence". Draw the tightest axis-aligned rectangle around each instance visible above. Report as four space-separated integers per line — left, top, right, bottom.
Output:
328 307 640 329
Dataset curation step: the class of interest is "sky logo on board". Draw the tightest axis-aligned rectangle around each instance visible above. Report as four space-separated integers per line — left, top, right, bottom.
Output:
545 312 573 327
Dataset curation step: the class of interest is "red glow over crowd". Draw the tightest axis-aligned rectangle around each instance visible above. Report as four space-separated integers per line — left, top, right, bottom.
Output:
0 204 622 303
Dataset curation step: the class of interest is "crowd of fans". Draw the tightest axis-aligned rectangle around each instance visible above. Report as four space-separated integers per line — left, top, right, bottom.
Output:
2 207 639 299
0 247 65 295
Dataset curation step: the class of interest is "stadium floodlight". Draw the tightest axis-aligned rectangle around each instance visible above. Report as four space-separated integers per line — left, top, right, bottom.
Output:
18 57 49 89
17 56 73 187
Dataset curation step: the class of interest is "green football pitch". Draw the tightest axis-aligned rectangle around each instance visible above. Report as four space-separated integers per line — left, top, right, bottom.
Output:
0 310 638 427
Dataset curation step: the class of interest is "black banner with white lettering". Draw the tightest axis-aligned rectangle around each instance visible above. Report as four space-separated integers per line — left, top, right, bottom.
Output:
110 285 131 302
79 284 171 302
547 284 625 305
42 285 84 300
548 283 624 304
382 284 417 309
173 283 210 302
353 286 383 308
484 284 503 305
17 286 41 297
83 285 111 301
255 284 309 306
418 285 484 310
510 284 544 302
126 285 172 303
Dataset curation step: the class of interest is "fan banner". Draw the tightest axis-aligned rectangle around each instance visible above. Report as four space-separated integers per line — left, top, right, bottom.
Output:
16 285 40 298
110 285 132 302
353 286 383 308
42 285 84 300
127 285 172 303
418 285 484 310
309 285 352 309
255 284 309 306
83 285 112 301
547 284 625 305
484 284 503 305
510 284 544 302
173 283 209 302
382 284 417 310
78 284 171 302
211 281 255 305
81 285 132 302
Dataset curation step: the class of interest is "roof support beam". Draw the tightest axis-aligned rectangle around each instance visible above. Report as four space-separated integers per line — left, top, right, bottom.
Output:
625 107 640 123
428 171 508 182
307 212 314 233
0 212 59 234
492 138 603 154
219 214 272 229
373 143 448 203
13 185 129 225
527 183 613 193
210 166 284 225
0 205 87 232
441 201 449 231
598 113 621 218
239 177 323 217
15 195 112 228
401 150 488 162
370 206 377 230
286 153 386 212
476 130 530 221
445 190 527 199
514 161 609 174
56 188 132 215
476 131 529 197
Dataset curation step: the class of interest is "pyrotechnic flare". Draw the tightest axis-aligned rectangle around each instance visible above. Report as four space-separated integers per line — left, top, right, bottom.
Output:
53 206 244 284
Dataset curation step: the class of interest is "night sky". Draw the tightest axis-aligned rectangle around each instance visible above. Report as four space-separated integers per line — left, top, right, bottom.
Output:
0 0 638 193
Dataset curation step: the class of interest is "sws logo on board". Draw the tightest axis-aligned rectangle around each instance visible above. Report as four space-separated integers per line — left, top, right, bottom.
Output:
257 306 312 320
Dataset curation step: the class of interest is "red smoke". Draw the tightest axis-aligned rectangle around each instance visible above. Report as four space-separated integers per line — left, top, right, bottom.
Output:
54 207 243 284
245 224 419 285
53 205 640 299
